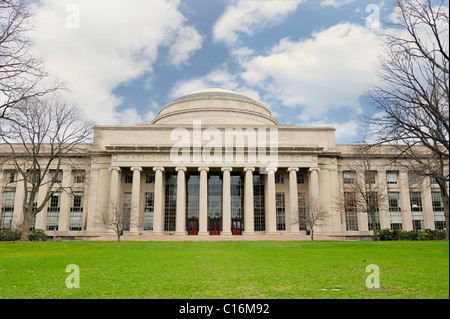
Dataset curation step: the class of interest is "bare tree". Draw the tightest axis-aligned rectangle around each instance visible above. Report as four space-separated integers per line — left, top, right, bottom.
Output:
293 194 328 242
0 0 61 120
367 0 449 239
337 147 388 241
0 96 94 241
97 199 132 242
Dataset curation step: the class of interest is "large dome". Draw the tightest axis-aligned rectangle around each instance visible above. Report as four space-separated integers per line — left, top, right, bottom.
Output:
151 87 278 125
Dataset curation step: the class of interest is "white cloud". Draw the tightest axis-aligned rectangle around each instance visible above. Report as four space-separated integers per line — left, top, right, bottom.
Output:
241 22 382 121
320 0 354 8
213 0 303 46
29 0 202 125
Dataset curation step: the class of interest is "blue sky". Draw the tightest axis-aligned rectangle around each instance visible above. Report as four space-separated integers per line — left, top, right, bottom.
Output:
28 0 406 144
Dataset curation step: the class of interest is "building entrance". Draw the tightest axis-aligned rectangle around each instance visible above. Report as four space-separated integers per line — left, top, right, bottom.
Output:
187 218 198 235
210 218 220 235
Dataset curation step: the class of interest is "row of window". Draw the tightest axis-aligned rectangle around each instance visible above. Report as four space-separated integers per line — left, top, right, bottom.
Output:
343 170 440 186
122 171 308 186
0 191 84 231
344 190 445 231
3 170 85 185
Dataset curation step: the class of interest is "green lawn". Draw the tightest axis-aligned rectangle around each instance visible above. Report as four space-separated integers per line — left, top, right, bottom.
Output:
0 241 448 299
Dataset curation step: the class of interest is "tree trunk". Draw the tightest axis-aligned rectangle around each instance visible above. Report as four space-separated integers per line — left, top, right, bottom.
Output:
310 229 314 242
20 214 32 241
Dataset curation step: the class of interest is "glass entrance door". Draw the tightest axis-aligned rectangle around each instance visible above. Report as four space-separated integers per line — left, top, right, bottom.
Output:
188 218 198 235
210 218 220 235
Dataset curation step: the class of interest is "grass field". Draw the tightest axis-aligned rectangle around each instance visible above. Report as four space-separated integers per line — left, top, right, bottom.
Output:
0 241 448 299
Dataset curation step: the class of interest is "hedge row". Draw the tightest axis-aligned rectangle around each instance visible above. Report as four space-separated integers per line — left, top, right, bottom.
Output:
377 228 446 241
0 229 48 241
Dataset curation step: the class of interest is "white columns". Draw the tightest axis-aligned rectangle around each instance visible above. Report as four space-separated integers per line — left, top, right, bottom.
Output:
12 176 25 227
130 166 142 233
198 167 209 235
58 169 72 232
399 170 413 230
266 167 277 235
221 167 232 235
309 167 320 201
244 167 255 235
153 167 165 234
288 167 300 234
175 167 187 235
108 167 121 233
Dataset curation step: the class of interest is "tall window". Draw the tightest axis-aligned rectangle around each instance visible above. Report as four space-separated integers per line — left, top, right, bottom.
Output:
297 193 307 230
186 173 200 224
275 173 284 184
253 174 265 231
146 173 155 184
432 192 445 230
386 171 398 184
297 172 305 184
73 171 85 184
388 192 402 230
69 192 83 231
344 192 358 231
410 192 423 230
365 171 376 184
124 173 133 184
122 192 131 231
367 192 380 231
0 192 15 229
144 192 154 231
164 173 177 232
230 174 244 221
46 192 61 231
208 174 222 231
408 172 419 185
50 170 63 184
343 171 355 184
276 193 286 231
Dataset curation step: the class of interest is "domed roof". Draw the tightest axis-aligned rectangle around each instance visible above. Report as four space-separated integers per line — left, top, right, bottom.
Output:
151 87 278 125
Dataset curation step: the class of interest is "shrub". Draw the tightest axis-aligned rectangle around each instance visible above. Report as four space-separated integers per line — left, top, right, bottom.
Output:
377 228 446 241
0 229 21 241
28 229 48 241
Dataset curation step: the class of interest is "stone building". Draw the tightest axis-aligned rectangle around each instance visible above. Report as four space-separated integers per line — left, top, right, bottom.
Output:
0 88 446 240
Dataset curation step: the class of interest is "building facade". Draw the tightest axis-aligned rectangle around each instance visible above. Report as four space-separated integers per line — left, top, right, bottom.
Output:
0 88 447 240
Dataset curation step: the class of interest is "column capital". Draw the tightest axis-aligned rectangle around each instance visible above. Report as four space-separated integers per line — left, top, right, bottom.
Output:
130 166 143 172
243 167 255 172
153 167 165 172
287 167 299 172
198 167 209 172
309 167 320 173
175 167 187 172
221 167 233 173
109 166 121 172
265 167 277 174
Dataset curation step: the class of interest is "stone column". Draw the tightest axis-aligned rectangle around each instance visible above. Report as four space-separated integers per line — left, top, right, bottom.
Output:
244 167 255 235
422 179 435 229
12 176 25 227
35 172 48 230
377 170 391 230
288 167 300 234
58 169 72 232
175 167 187 235
153 167 165 234
221 167 232 235
309 167 320 201
198 167 209 235
108 167 121 233
266 167 277 235
399 170 413 230
130 167 142 233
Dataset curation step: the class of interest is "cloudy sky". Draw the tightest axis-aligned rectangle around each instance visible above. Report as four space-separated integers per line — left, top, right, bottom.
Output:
27 0 406 143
